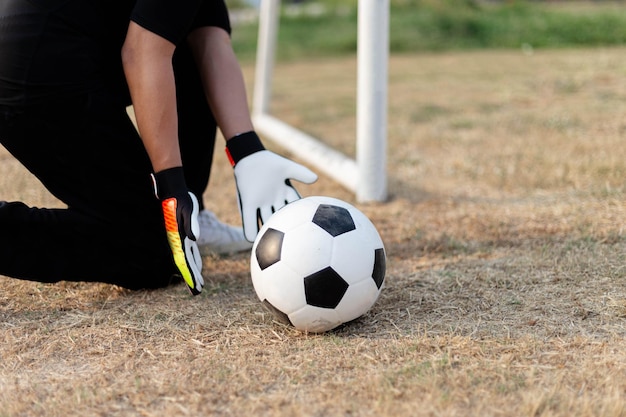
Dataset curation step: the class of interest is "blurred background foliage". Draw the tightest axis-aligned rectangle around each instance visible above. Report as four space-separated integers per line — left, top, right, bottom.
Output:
224 0 626 61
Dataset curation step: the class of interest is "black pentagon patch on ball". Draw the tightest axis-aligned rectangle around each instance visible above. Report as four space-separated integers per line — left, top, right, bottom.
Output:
312 204 356 237
304 266 349 308
263 299 293 326
372 248 386 289
256 228 284 270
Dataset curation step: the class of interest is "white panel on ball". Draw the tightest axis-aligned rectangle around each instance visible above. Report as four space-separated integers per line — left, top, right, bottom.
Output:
289 305 342 334
252 261 304 315
281 223 334 277
335 279 381 324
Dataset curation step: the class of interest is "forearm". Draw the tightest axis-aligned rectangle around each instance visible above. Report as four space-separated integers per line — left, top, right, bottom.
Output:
187 26 254 141
122 22 181 172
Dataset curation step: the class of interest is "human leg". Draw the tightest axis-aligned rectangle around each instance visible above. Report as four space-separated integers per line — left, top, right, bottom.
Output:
0 93 178 289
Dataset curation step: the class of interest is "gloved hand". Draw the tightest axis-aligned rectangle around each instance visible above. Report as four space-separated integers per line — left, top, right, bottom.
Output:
151 167 204 295
226 131 318 242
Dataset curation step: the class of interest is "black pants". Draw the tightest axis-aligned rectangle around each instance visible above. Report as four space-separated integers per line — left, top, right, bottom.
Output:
0 45 218 290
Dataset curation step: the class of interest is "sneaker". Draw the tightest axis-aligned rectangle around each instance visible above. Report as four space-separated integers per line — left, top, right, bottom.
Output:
196 209 253 256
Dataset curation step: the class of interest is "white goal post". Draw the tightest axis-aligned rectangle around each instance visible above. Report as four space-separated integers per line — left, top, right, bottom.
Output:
251 0 389 202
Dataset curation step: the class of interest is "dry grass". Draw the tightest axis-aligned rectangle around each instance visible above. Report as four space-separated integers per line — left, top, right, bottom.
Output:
3 47 626 416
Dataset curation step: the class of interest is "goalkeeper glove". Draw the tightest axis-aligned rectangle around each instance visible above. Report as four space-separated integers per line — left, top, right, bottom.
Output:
152 167 204 295
226 131 318 242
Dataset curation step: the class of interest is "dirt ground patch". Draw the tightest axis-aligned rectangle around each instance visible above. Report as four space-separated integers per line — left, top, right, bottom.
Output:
2 47 626 416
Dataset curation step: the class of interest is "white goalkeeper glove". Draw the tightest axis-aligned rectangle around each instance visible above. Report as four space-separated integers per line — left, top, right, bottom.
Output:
226 131 318 242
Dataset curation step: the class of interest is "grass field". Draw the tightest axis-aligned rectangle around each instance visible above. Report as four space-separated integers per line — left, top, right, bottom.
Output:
228 0 626 62
3 46 626 416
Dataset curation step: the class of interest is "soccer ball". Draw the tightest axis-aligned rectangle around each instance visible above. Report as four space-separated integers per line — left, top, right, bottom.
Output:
250 196 386 333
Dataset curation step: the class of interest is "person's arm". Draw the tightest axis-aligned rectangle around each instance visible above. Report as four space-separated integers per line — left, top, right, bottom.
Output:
122 21 181 172
187 26 253 140
122 22 204 295
186 26 317 241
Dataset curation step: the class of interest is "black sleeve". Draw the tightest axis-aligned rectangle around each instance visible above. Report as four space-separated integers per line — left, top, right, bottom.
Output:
131 0 231 46
191 0 231 35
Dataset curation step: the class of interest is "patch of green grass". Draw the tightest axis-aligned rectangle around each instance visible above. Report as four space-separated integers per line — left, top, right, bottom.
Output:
230 0 626 62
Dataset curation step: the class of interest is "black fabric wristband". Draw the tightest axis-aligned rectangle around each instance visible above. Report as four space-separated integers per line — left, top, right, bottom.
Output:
153 166 187 199
225 131 265 167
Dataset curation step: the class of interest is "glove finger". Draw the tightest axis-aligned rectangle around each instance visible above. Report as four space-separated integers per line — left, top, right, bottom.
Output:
183 237 204 294
189 237 202 271
283 180 302 204
241 202 260 242
178 193 199 241
259 205 274 228
272 198 289 214
273 187 295 213
283 160 318 184
188 193 200 240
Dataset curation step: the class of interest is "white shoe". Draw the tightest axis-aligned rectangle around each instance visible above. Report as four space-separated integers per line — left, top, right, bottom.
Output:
196 210 253 256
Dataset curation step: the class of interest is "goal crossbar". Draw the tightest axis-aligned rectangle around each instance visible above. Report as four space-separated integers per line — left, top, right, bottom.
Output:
251 0 389 202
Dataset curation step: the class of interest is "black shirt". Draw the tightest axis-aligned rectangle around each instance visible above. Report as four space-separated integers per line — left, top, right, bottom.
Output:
0 0 231 105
